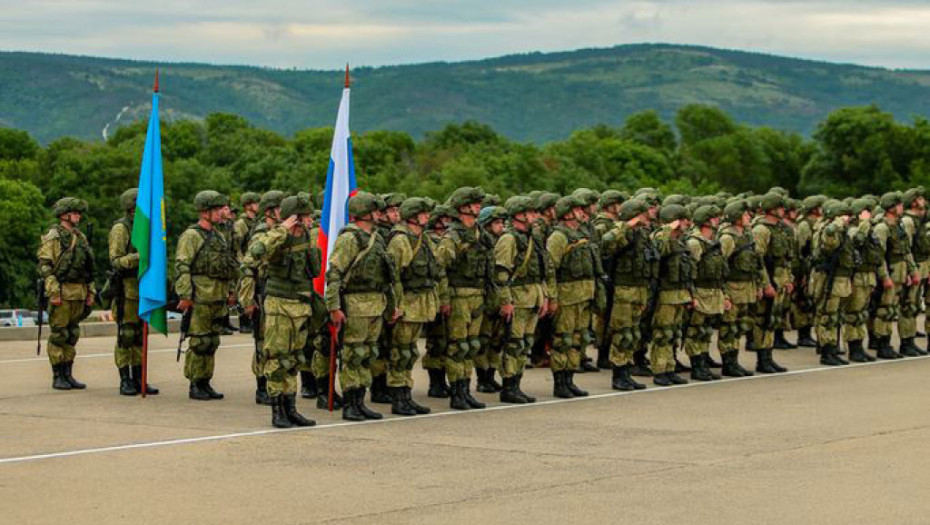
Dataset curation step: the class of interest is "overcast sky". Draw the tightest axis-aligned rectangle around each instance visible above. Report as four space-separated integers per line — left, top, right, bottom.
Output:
2 1 929 70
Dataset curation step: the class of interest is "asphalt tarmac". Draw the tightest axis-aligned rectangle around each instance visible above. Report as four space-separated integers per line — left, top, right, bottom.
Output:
2 332 929 525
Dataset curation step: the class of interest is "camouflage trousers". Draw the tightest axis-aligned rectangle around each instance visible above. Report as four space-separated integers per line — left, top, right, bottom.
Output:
718 301 754 355
421 317 447 371
445 294 484 382
112 298 143 368
261 296 312 397
476 313 504 371
551 301 592 373
388 320 424 388
791 287 816 330
370 318 392 380
650 303 687 374
875 262 907 338
340 315 382 390
46 299 89 366
842 277 873 345
684 310 720 357
501 307 540 379
607 286 648 367
184 301 226 381
250 311 264 378
752 286 790 350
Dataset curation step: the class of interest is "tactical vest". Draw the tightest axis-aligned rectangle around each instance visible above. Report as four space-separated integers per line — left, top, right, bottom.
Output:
446 222 491 288
507 228 546 286
113 218 137 278
342 228 393 294
722 228 757 282
390 228 441 292
854 225 885 273
189 225 238 281
554 225 596 283
910 215 930 263
265 229 320 300
239 216 258 253
658 235 694 291
885 222 911 264
53 226 95 284
610 228 657 286
764 222 792 269
814 224 857 278
693 236 728 288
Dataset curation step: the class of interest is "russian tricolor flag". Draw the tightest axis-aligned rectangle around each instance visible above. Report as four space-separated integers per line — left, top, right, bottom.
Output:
314 65 357 294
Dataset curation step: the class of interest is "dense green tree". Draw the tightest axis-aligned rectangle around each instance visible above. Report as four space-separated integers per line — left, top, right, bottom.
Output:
0 179 46 307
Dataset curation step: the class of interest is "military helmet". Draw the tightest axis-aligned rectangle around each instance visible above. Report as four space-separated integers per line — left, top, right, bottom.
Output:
297 191 316 213
119 188 138 212
482 194 501 208
446 187 486 209
659 204 688 223
903 188 924 208
823 199 852 219
400 197 432 220
534 192 559 212
598 190 626 209
194 190 225 212
663 194 688 207
572 188 599 206
618 199 648 221
372 194 388 212
723 200 748 223
429 204 456 225
53 197 88 217
554 196 583 219
850 198 872 216
280 195 312 218
769 186 790 197
879 191 902 210
692 205 719 225
381 192 407 209
801 195 825 213
348 191 379 217
478 206 508 226
259 190 286 214
504 195 534 217
760 193 785 212
239 192 261 207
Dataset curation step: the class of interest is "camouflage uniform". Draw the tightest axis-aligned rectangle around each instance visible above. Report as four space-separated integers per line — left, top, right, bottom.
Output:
38 197 95 390
900 192 930 355
683 206 726 381
792 197 825 347
422 205 455 398
529 192 559 367
591 189 625 369
809 203 855 365
843 200 885 362
873 192 919 357
717 202 762 377
370 193 405 404
475 206 508 392
751 194 791 373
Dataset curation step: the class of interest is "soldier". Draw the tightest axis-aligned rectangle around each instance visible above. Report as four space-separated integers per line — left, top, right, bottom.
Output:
233 192 261 335
873 191 922 358
632 190 663 377
717 200 759 377
601 198 654 391
175 190 239 400
843 199 884 362
683 205 726 381
571 188 605 373
325 192 399 421
435 187 495 410
530 192 559 368
384 197 447 416
649 204 694 386
592 190 625 369
214 199 238 336
238 190 285 406
751 193 791 374
900 188 930 355
108 188 158 395
370 193 407 404
546 195 598 398
293 193 329 405
793 196 826 348
38 197 96 390
475 205 508 393
810 200 856 366
251 195 318 428
423 204 456 398
494 196 549 403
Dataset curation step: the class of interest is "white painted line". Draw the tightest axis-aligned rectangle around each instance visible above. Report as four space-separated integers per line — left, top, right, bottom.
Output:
0 354 926 465
0 344 253 364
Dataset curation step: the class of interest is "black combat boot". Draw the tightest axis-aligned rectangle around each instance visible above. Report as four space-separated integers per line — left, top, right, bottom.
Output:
486 368 503 391
720 353 745 377
357 387 384 419
631 351 652 376
847 340 872 363
515 374 537 401
255 377 272 405
755 349 778 374
767 349 788 373
63 361 86 389
188 381 211 400
130 365 158 395
315 375 343 410
819 344 847 366
914 339 929 356
565 371 589 396
463 378 487 408
404 387 431 414
391 386 417 416
271 395 294 428
500 377 528 404
300 371 318 399
118 367 137 396
369 374 392 404
876 336 902 360
450 380 470 410
703 352 722 368
342 389 365 421
596 345 611 370
238 313 252 335
667 371 689 384
52 364 72 390
796 327 817 348
689 355 717 382
199 379 224 399
475 368 495 393
867 330 879 350
580 356 600 373
283 394 316 427
652 372 674 386
773 330 797 349
553 370 573 398
611 365 638 391
427 368 451 398
900 338 922 357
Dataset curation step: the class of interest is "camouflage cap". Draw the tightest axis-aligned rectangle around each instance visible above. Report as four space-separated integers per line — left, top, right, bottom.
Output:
598 190 626 209
447 186 486 209
239 192 261 206
879 191 902 210
504 195 534 217
259 190 286 214
53 197 88 217
381 192 407 208
723 200 748 223
119 188 138 211
400 197 432 220
618 199 648 221
478 206 508 226
659 204 688 223
692 205 719 225
349 191 379 217
194 190 226 212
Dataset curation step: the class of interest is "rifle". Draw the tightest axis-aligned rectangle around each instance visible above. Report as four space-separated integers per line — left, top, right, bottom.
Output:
35 277 47 355
252 269 265 363
176 308 192 362
761 255 779 331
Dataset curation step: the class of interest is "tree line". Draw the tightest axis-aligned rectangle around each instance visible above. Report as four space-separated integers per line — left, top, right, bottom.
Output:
2 103 930 308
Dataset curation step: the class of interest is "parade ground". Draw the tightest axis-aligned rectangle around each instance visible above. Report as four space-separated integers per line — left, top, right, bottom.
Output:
2 332 930 525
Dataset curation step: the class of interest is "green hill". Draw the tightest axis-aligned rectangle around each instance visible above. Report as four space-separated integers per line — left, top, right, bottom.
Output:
3 43 930 143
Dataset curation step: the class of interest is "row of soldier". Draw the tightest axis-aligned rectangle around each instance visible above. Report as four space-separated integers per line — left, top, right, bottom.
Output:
36 184 930 427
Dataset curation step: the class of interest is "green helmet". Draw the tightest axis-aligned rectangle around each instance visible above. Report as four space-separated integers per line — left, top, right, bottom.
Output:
482 194 501 208
119 188 138 212
723 200 748 223
239 192 260 206
447 186 486 209
851 198 872 215
801 195 825 214
429 204 456 226
348 191 379 217
534 192 559 212
381 192 407 209
692 205 719 225
618 199 648 221
823 199 852 219
659 204 688 223
760 193 785 212
400 197 432 220
879 191 902 210
478 206 508 226
903 188 924 208
503 196 534 217
280 195 312 218
663 194 688 207
372 194 388 211
572 188 599 206
598 190 626 209
194 190 225 212
259 190 286 214
53 197 88 217
769 186 790 197
554 196 583 219
297 191 316 213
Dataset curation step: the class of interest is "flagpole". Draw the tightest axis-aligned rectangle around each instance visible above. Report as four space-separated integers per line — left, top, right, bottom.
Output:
141 321 149 397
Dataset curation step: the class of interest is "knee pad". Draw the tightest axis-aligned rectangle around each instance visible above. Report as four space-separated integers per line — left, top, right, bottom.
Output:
66 324 81 346
450 340 470 361
701 325 715 342
118 323 138 349
685 325 702 340
268 364 289 384
344 344 367 367
523 336 535 354
49 326 69 347
189 336 212 356
504 338 524 358
718 324 732 341
467 338 482 360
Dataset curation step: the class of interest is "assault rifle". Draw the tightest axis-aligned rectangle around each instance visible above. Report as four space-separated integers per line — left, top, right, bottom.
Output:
176 308 192 362
35 277 47 355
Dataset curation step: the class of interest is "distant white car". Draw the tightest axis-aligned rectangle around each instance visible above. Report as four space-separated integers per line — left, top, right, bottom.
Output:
0 309 35 327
